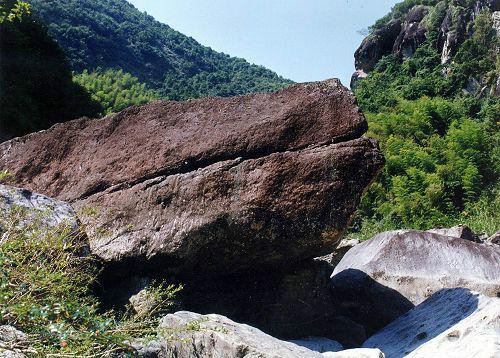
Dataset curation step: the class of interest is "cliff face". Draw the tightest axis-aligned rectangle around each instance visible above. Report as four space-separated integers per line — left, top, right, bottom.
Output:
352 0 500 91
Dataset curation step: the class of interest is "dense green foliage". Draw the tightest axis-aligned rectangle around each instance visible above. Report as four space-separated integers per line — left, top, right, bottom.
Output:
352 7 499 239
27 0 293 100
0 205 181 355
74 69 159 115
0 0 30 23
0 0 101 140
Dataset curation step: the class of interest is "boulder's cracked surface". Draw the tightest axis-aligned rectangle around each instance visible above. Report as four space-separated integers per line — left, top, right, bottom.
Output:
0 79 383 276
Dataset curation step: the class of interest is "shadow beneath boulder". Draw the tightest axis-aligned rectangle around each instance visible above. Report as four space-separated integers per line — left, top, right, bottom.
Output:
180 259 368 348
363 288 480 357
330 268 415 337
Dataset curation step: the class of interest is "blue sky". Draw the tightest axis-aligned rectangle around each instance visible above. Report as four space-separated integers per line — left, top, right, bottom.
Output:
128 0 400 87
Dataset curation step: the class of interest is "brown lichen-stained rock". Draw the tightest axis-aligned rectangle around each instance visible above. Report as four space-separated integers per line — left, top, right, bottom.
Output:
0 79 383 276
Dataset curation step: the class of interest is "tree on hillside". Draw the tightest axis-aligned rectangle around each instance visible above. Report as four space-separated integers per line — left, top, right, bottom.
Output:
27 0 293 101
0 0 102 140
73 69 159 115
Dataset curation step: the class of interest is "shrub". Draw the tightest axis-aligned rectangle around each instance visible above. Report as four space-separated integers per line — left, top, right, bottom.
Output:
0 205 181 356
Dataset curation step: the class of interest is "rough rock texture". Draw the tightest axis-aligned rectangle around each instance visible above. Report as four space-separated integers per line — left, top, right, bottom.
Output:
363 289 500 358
0 79 383 277
133 311 385 358
0 184 79 231
427 225 481 243
129 289 158 318
330 230 500 335
0 326 28 358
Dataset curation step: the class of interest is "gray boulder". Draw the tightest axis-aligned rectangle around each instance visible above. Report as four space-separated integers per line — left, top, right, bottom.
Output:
134 312 333 357
330 230 500 335
0 184 79 231
332 230 500 304
0 326 28 358
363 288 500 358
426 225 480 243
133 312 384 358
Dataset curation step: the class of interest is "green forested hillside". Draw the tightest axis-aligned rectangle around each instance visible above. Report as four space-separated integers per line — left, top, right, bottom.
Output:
27 0 293 100
351 0 499 238
0 0 102 140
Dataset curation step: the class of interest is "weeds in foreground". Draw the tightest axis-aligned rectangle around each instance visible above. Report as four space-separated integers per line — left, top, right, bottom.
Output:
0 205 181 357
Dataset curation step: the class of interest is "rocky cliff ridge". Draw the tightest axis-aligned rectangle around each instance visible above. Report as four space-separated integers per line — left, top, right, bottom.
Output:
352 0 500 91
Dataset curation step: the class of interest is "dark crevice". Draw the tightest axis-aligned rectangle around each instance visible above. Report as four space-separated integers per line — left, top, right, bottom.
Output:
76 126 367 201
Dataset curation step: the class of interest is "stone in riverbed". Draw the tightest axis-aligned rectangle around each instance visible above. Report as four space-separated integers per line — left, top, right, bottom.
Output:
132 311 385 358
330 230 500 336
363 288 500 358
427 224 481 243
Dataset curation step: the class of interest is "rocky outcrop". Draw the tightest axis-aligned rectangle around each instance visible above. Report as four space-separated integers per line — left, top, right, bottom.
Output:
329 230 500 335
352 0 500 87
363 288 500 358
0 326 28 358
393 5 429 58
0 80 383 278
132 311 385 358
354 20 402 73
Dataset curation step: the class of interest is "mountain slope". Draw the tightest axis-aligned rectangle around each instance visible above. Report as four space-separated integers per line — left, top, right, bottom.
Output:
0 0 102 140
27 0 293 100
350 0 499 238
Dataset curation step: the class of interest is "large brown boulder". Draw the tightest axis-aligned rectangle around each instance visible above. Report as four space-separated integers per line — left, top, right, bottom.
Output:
0 79 383 276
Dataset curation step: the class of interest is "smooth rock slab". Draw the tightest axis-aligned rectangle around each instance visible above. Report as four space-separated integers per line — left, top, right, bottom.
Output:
323 349 385 358
330 230 500 336
363 288 500 358
135 311 329 358
134 311 384 358
332 230 500 305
